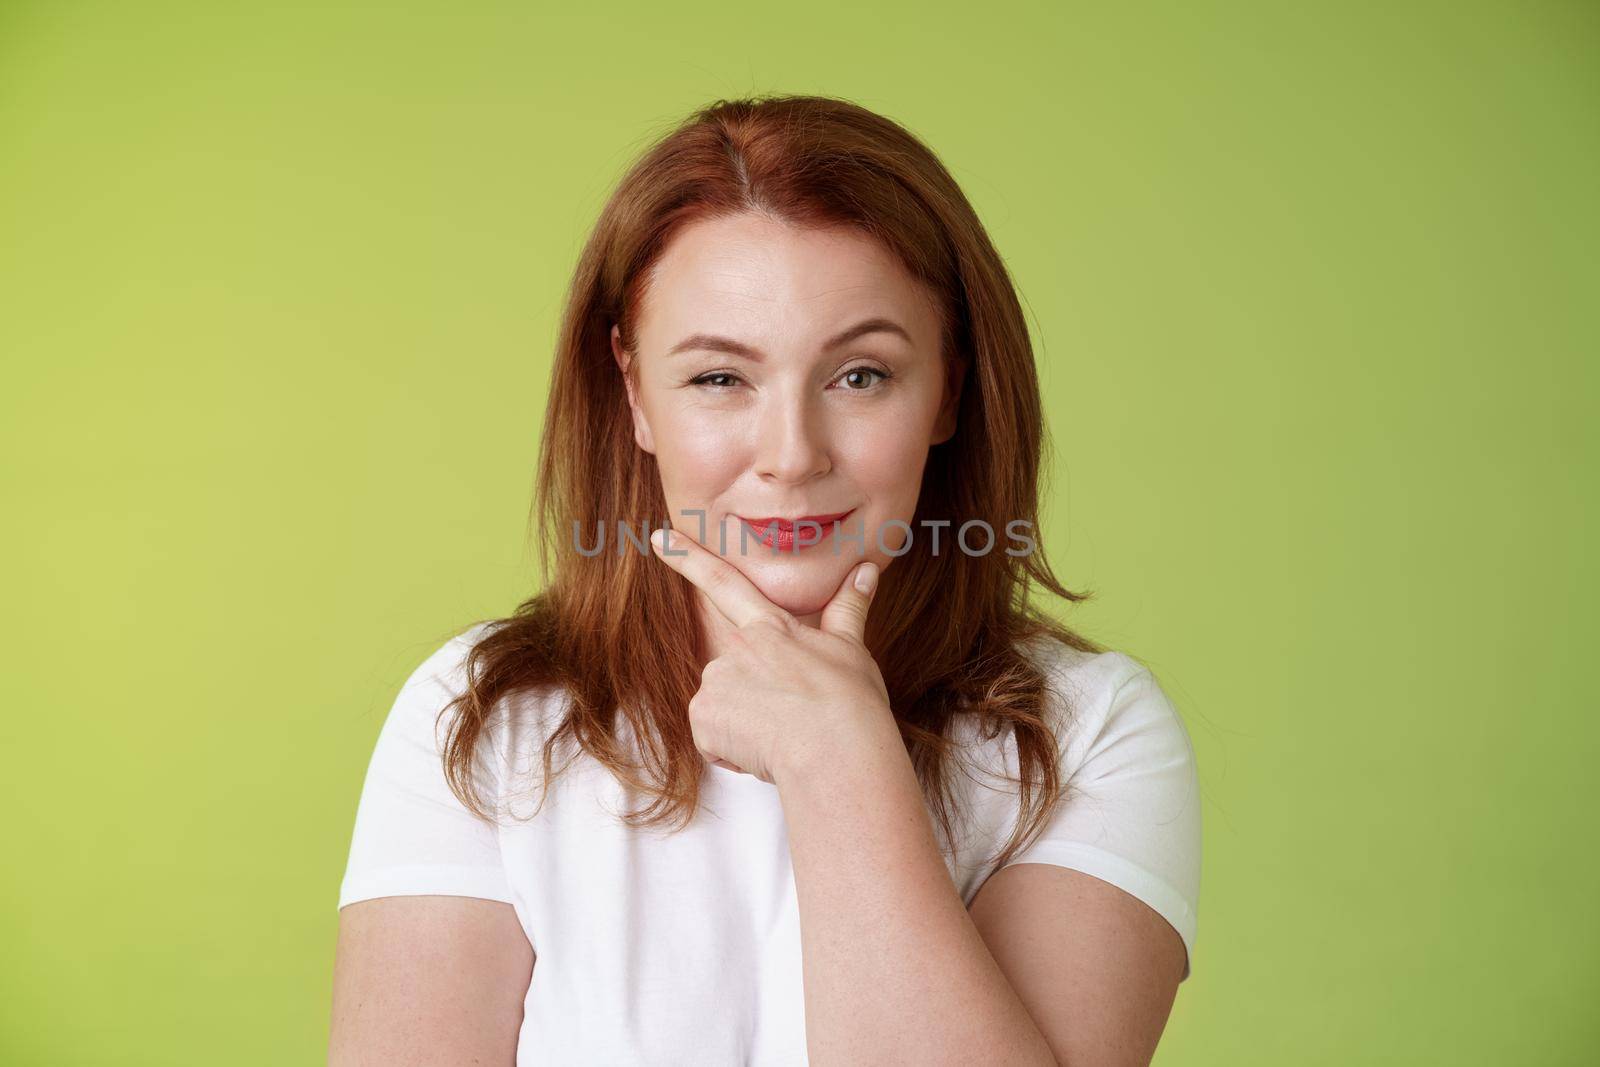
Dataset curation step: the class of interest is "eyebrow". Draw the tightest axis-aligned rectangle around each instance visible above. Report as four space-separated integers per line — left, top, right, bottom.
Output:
665 317 913 361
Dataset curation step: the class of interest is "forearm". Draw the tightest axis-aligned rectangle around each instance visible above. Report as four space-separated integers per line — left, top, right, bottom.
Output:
775 723 1058 1066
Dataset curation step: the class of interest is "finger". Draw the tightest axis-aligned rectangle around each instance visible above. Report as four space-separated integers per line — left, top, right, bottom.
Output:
819 561 878 643
650 526 790 630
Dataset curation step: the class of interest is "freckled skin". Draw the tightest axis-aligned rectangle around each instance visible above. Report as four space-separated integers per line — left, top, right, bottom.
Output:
611 212 962 659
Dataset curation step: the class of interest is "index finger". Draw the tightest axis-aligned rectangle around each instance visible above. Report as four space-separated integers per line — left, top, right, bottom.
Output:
650 526 792 630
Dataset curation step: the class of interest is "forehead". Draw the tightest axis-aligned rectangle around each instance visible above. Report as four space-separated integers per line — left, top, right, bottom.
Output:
636 212 940 348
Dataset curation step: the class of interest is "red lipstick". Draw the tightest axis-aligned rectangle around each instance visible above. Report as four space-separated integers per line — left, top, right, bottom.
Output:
737 509 855 553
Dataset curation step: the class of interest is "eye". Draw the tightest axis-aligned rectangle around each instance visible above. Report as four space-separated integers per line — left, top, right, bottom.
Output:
688 371 744 390
686 364 894 392
833 364 892 391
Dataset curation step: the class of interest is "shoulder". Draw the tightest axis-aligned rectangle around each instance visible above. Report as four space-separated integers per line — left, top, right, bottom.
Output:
387 621 505 739
1011 633 1164 726
1017 633 1145 712
402 620 498 693
388 621 572 777
1015 634 1194 770
979 635 1204 973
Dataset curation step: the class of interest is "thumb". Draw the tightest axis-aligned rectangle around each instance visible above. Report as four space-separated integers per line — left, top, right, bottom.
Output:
820 561 878 642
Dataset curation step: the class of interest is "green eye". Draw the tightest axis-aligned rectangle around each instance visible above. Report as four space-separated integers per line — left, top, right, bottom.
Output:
688 366 893 391
837 366 891 390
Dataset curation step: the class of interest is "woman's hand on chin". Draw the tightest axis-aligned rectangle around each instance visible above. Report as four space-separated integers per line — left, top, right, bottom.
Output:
649 526 893 786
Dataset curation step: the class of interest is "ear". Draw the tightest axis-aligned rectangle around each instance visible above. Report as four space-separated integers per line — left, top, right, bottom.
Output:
612 324 656 454
930 352 966 445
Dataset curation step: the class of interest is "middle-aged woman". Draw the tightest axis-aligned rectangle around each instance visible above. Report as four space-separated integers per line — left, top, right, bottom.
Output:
331 93 1202 1066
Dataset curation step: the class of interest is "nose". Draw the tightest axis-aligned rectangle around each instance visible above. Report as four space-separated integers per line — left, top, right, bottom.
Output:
753 390 831 485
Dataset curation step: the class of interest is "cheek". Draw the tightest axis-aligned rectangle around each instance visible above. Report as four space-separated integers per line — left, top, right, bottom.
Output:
651 408 747 495
835 414 933 500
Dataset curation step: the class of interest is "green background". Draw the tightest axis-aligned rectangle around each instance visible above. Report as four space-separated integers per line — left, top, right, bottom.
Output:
2 2 1594 1063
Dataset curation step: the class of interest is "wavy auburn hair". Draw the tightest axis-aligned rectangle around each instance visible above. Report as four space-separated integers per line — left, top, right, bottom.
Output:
440 92 1106 871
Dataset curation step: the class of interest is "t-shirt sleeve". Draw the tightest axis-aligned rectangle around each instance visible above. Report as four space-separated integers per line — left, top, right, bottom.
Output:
1000 652 1203 981
337 628 514 910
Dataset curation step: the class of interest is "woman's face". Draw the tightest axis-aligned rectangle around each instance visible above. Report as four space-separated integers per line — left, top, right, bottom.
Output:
613 211 963 624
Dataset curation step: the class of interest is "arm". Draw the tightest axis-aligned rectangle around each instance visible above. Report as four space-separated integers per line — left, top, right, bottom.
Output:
332 627 532 1063
777 726 1056 1066
329 895 533 1067
968 864 1184 1066
777 725 1182 1066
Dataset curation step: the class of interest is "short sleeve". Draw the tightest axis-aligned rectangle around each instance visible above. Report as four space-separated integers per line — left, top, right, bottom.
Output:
1001 651 1202 981
337 627 514 910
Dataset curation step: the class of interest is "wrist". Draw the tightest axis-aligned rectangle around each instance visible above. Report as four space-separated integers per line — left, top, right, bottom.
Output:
773 707 905 793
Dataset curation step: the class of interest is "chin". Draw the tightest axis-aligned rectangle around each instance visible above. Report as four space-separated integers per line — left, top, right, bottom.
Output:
735 558 852 617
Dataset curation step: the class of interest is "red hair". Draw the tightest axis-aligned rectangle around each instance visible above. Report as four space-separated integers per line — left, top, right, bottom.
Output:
440 93 1105 872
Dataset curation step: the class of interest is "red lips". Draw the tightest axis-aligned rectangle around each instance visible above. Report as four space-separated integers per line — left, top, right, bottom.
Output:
739 509 853 533
737 509 855 552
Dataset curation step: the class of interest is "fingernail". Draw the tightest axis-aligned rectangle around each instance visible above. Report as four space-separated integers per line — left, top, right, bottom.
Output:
854 562 878 594
650 529 666 553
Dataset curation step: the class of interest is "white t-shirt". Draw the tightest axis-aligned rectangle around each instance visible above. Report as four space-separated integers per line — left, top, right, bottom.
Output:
338 622 1201 1065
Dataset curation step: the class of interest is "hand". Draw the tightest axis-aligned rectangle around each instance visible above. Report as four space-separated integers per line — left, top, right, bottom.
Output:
648 526 894 786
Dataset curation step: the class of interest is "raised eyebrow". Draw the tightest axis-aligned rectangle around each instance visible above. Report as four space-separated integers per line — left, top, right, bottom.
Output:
666 317 912 361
